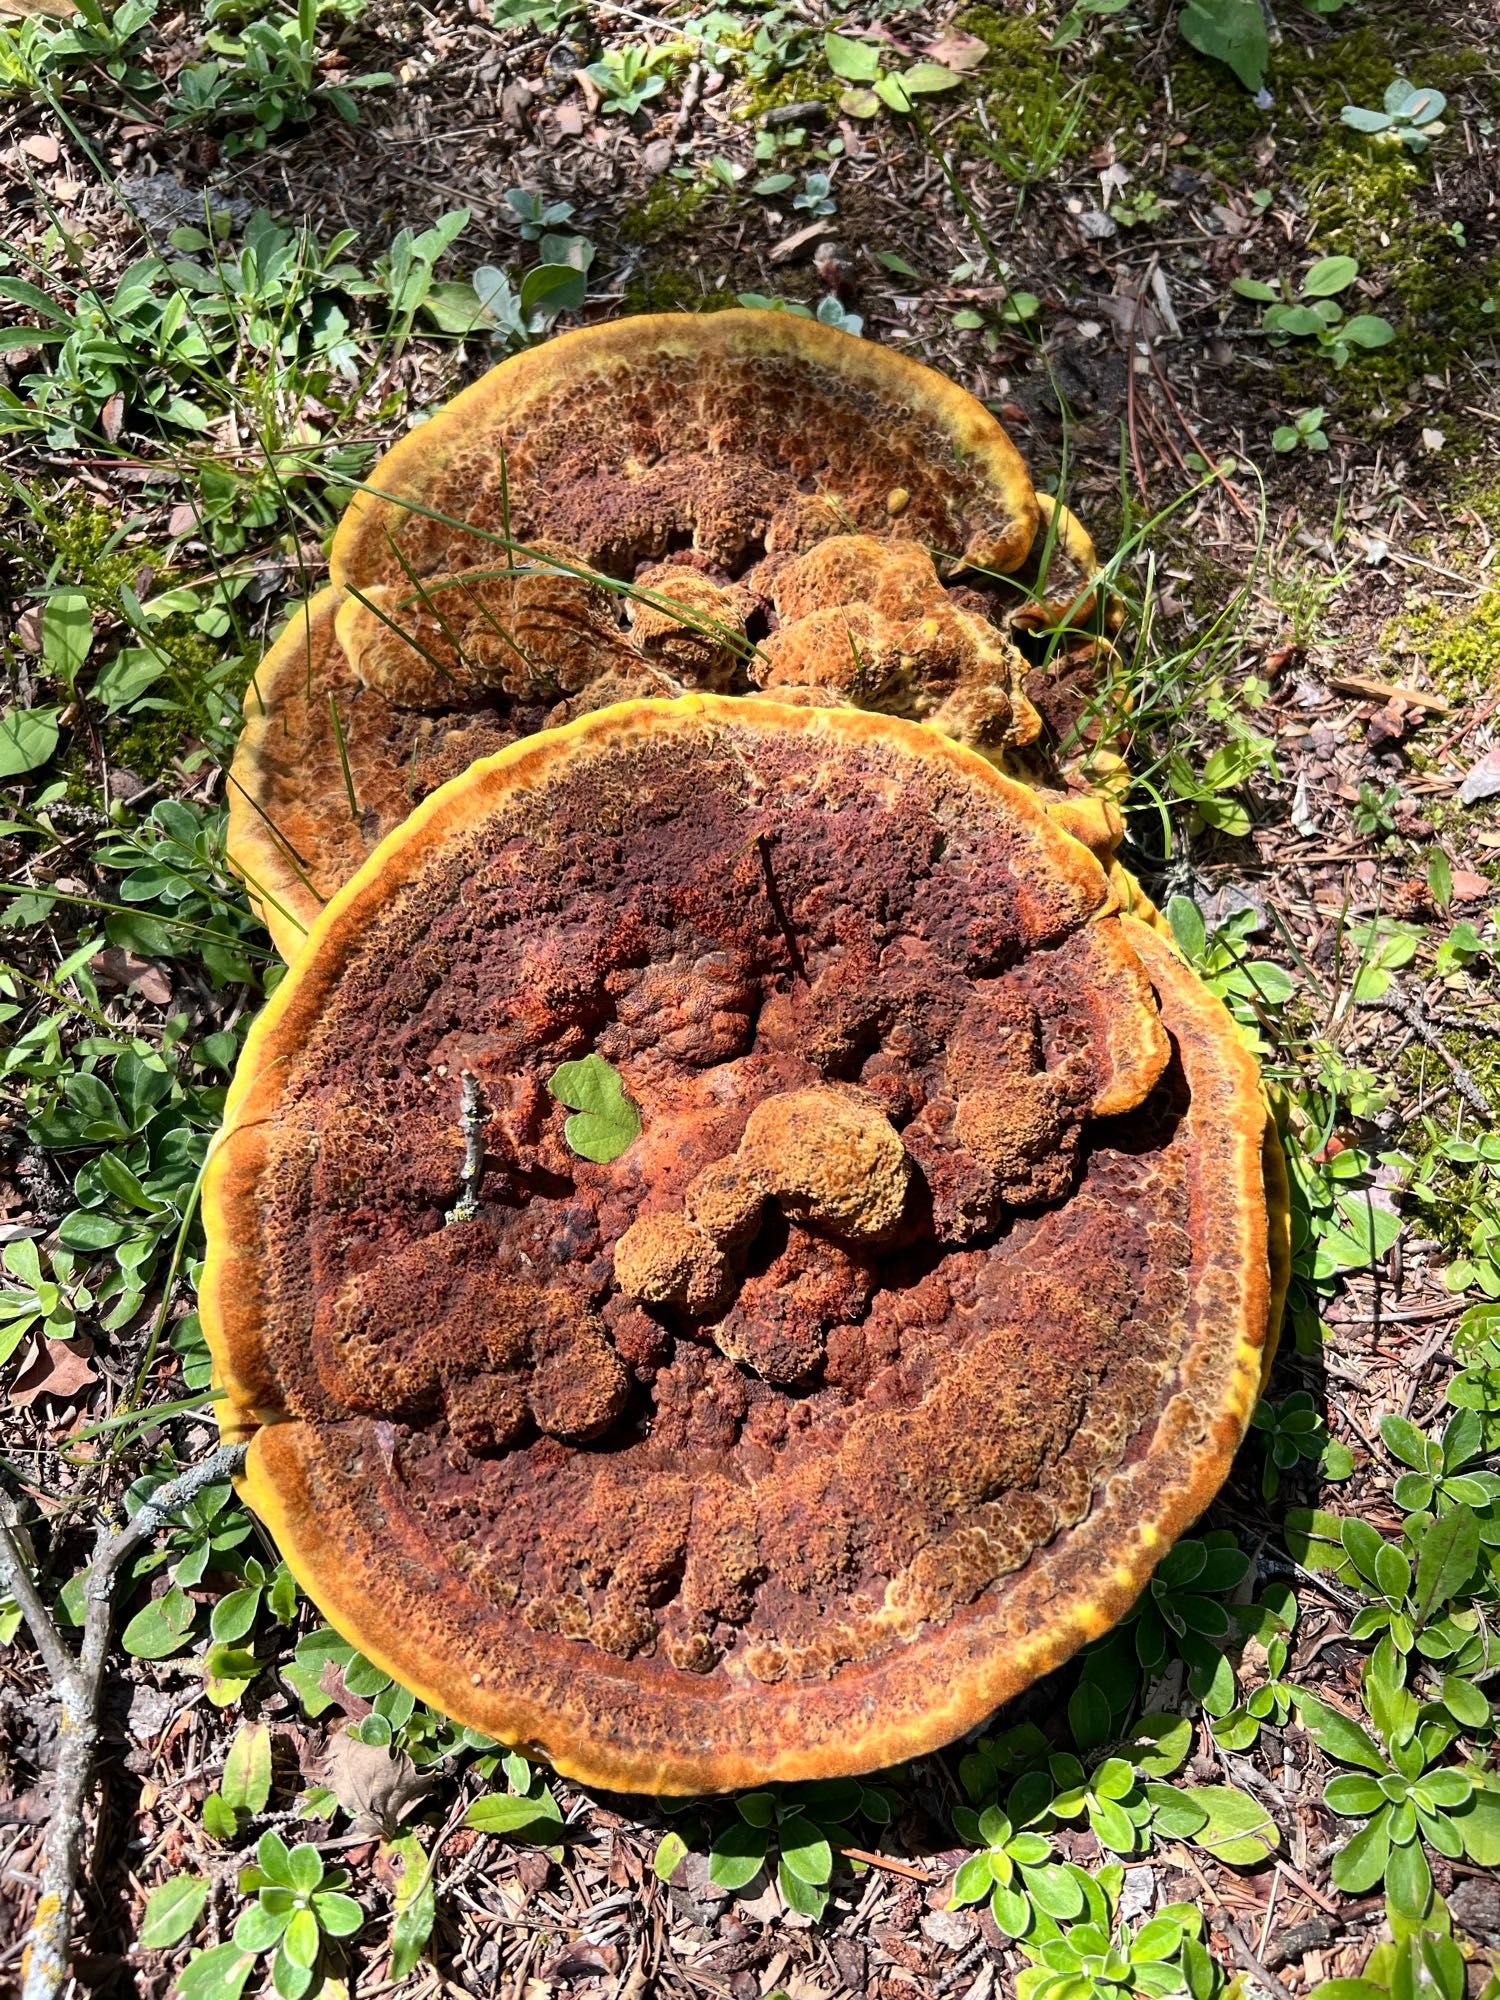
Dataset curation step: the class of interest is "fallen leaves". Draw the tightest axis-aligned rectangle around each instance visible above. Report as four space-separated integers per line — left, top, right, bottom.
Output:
923 29 989 72
90 949 175 1005
1458 747 1500 806
8 1334 97 1409
316 1730 429 1833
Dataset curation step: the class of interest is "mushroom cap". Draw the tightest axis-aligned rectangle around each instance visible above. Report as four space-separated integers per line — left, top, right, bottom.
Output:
626 563 752 688
334 550 627 708
1011 492 1112 632
753 534 1043 752
205 694 1280 1792
332 311 1040 590
224 317 1110 956
614 1210 731 1314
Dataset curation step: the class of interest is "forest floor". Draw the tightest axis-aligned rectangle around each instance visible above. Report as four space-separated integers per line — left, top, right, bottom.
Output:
1 0 1499 1997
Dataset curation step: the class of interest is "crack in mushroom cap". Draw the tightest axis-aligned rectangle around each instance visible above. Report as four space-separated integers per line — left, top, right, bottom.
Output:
205 695 1280 1793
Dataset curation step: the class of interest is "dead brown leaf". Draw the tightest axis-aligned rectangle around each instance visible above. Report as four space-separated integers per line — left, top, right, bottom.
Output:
90 949 174 1004
1449 869 1491 902
923 29 988 70
9 1336 98 1410
315 1729 429 1832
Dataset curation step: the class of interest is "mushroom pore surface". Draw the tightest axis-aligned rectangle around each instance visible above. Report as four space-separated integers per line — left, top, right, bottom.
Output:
206 698 1277 1792
227 313 1105 958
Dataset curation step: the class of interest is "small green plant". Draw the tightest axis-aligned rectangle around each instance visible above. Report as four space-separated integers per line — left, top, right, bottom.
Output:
1296 1681 1487 1921
975 76 1086 197
1307 1928 1473 2000
0 1238 87 1364
0 0 160 99
1016 1866 1218 2000
139 1872 212 1951
1166 899 1295 1032
503 188 575 240
1231 258 1395 370
949 1805 1079 1935
168 0 393 153
1352 782 1401 838
1403 1129 1500 1298
705 1778 895 1917
1178 0 1268 94
735 293 864 336
284 1624 504 1768
1334 1511 1481 1657
1123 1533 1248 1684
1251 1390 1354 1499
793 171 836 216
183 1831 363 1999
1212 1598 1299 1750
1112 187 1170 229
584 43 669 116
202 1720 274 1839
470 257 589 352
1379 1409 1499 1516
1161 730 1275 837
1273 405 1329 453
1344 917 1421 1003
1450 1303 1500 1448
1341 80 1447 154
1433 919 1488 980
822 29 962 118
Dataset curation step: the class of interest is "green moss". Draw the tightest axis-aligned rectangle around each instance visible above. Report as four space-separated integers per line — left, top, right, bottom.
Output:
58 744 103 812
620 269 738 315
28 499 143 601
620 179 711 245
1454 456 1500 538
108 713 195 785
738 62 840 124
1383 587 1500 700
953 6 1127 169
1399 1031 1500 1247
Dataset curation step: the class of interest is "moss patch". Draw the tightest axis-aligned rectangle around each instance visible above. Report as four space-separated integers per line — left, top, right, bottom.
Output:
954 6 1137 170
25 498 144 601
620 179 713 245
620 269 739 315
738 61 841 125
1383 587 1500 700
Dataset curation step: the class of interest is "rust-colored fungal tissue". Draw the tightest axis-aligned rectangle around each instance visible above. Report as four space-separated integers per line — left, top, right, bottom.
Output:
205 692 1288 1793
226 311 1121 960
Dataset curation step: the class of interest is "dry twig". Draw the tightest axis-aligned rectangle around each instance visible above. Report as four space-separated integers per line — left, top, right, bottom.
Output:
0 1443 248 2000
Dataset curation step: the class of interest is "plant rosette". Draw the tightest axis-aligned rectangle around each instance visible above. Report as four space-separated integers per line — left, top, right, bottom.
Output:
1296 1692 1493 1922
231 1832 363 1993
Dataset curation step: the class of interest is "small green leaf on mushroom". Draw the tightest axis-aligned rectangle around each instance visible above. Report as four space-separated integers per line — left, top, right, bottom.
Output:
547 1053 642 1163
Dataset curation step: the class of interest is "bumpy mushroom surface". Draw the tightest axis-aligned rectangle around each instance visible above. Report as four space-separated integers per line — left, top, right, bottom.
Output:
227 311 1116 957
205 696 1285 1793
752 534 1043 754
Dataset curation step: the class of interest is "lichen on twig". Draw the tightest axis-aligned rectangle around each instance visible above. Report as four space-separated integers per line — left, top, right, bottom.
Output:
0 1443 249 2000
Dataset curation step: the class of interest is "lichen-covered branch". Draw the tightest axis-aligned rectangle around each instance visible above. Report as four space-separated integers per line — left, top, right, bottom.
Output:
3 1442 248 2000
445 1068 488 1225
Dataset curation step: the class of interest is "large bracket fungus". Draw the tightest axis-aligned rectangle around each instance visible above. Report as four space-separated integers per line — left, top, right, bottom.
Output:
205 696 1288 1793
227 311 1122 959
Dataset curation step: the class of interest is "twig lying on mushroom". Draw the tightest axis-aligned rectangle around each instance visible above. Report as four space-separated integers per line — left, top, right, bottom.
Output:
0 1443 248 2000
